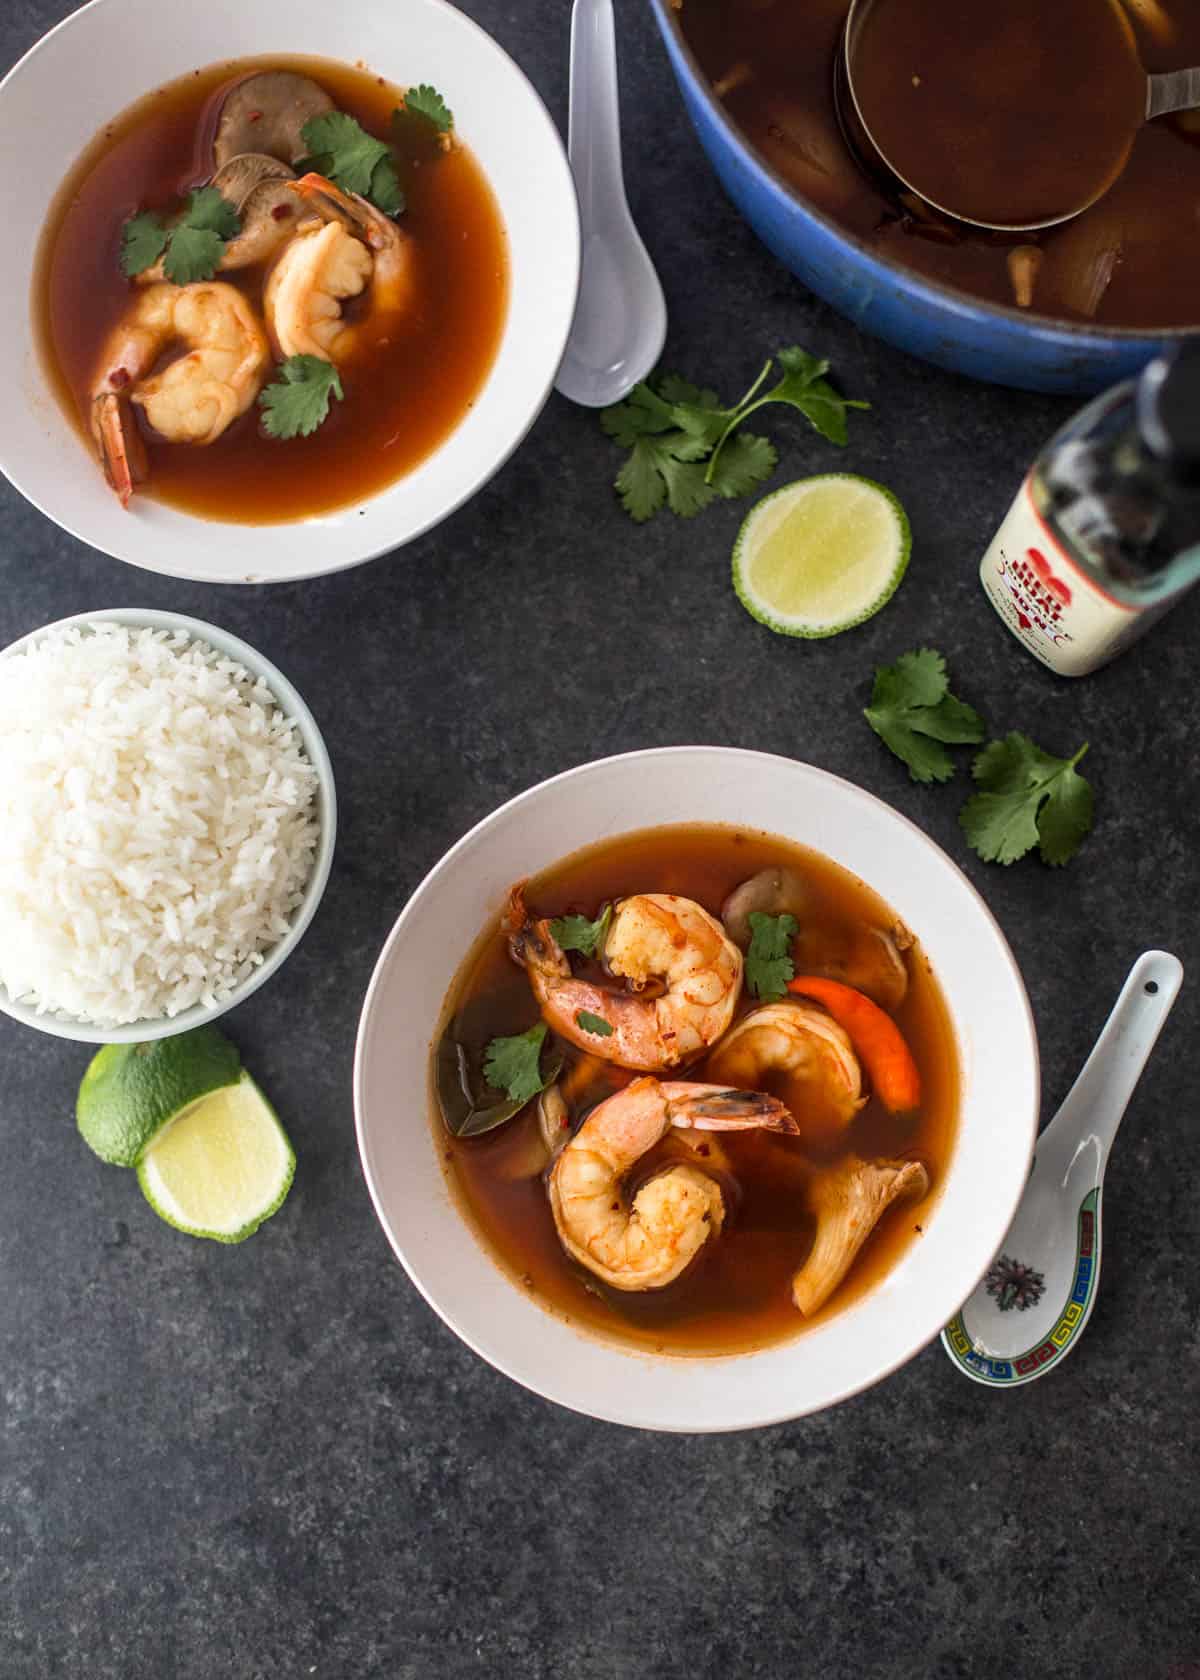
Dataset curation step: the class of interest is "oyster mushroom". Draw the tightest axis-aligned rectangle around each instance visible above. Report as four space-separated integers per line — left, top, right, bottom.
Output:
720 866 809 951
213 71 335 167
792 1156 929 1316
537 1082 572 1161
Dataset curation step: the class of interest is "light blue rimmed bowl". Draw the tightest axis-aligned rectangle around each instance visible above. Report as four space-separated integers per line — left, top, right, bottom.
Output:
0 607 336 1044
647 0 1190 394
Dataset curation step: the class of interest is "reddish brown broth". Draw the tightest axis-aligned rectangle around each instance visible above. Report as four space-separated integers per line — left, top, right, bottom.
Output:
434 825 960 1357
34 55 508 523
679 0 1200 328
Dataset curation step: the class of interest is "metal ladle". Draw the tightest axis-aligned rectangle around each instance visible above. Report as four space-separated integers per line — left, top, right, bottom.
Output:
835 0 1200 232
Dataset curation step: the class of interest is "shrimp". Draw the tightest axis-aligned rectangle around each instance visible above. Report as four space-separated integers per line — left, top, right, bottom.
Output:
509 889 743 1072
548 1077 797 1291
704 1000 865 1135
90 282 270 506
262 172 414 365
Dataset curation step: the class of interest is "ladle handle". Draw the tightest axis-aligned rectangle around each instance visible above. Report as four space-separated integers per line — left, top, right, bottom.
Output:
1146 67 1200 120
1043 950 1183 1158
568 0 627 232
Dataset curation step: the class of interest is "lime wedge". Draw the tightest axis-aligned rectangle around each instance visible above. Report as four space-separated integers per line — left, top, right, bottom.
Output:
77 1027 242 1167
732 473 911 638
136 1072 295 1244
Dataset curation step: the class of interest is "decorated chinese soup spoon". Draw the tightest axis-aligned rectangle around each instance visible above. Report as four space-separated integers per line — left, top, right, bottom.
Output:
942 949 1182 1387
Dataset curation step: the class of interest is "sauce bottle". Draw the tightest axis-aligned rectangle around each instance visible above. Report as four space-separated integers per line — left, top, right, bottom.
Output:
979 340 1200 676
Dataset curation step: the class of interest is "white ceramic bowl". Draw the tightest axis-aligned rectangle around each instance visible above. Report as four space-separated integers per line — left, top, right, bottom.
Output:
0 0 580 583
0 607 336 1044
354 747 1039 1432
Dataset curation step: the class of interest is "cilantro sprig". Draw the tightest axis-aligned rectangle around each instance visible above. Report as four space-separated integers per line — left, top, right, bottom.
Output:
299 111 405 216
549 905 612 958
602 349 868 523
864 649 985 783
120 187 241 284
960 736 1093 866
483 1022 556 1106
259 356 345 440
745 911 798 1001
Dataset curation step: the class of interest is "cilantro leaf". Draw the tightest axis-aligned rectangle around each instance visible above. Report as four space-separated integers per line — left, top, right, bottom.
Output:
708 430 777 500
864 649 986 783
550 905 612 957
483 1022 552 1105
745 911 798 1001
158 189 242 284
259 355 345 440
120 212 168 278
179 186 240 240
162 227 226 285
301 111 396 207
369 154 406 216
960 736 1092 866
615 434 716 521
615 439 668 522
404 84 454 133
575 1010 614 1038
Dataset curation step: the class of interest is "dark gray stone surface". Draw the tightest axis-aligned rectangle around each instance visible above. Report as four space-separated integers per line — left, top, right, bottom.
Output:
2 2 1199 1675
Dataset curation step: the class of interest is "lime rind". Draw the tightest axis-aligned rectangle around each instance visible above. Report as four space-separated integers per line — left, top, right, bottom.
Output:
732 473 911 639
135 1072 296 1244
77 1027 242 1166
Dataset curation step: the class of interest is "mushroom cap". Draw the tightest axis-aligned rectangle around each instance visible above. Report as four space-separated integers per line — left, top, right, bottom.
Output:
720 866 809 951
213 71 335 167
211 151 295 210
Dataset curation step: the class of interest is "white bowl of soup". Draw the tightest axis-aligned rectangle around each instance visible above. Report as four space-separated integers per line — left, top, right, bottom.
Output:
354 747 1039 1431
0 0 579 582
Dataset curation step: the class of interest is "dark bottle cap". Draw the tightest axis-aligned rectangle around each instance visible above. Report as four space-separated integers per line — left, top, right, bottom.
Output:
1137 337 1200 486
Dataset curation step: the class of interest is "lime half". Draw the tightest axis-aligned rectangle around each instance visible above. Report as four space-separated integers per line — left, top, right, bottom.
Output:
137 1072 295 1244
733 473 911 638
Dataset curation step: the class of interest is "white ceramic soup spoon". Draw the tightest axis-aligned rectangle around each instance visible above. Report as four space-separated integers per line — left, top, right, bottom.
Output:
554 0 668 407
942 949 1183 1388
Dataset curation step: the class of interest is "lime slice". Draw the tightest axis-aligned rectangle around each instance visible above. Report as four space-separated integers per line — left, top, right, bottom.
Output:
136 1072 295 1244
77 1027 242 1167
732 473 911 638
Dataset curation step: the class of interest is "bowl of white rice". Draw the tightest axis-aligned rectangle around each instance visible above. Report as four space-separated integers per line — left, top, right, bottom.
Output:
0 608 335 1042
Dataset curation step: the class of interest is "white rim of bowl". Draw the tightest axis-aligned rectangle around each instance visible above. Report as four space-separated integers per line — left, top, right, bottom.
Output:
353 744 1039 1430
0 607 337 1042
0 0 582 582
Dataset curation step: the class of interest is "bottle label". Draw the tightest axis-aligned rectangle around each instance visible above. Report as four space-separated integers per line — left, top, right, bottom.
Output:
979 478 1152 677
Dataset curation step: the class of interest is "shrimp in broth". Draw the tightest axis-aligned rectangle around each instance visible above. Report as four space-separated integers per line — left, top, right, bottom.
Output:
435 824 959 1357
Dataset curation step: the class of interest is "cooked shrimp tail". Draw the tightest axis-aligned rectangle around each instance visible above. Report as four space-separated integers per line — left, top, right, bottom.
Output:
549 1076 796 1291
91 391 148 508
704 999 865 1137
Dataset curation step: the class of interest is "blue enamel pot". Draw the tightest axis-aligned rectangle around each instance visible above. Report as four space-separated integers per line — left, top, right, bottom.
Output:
648 0 1189 394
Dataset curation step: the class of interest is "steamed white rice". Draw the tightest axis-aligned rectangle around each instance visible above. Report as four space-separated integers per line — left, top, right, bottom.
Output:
0 622 321 1027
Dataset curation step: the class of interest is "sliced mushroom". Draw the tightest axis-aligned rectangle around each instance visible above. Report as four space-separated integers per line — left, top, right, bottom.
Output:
792 1156 929 1316
1007 244 1043 311
211 151 295 211
213 71 335 167
794 923 909 1013
136 170 301 284
537 1083 572 1162
720 866 809 951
